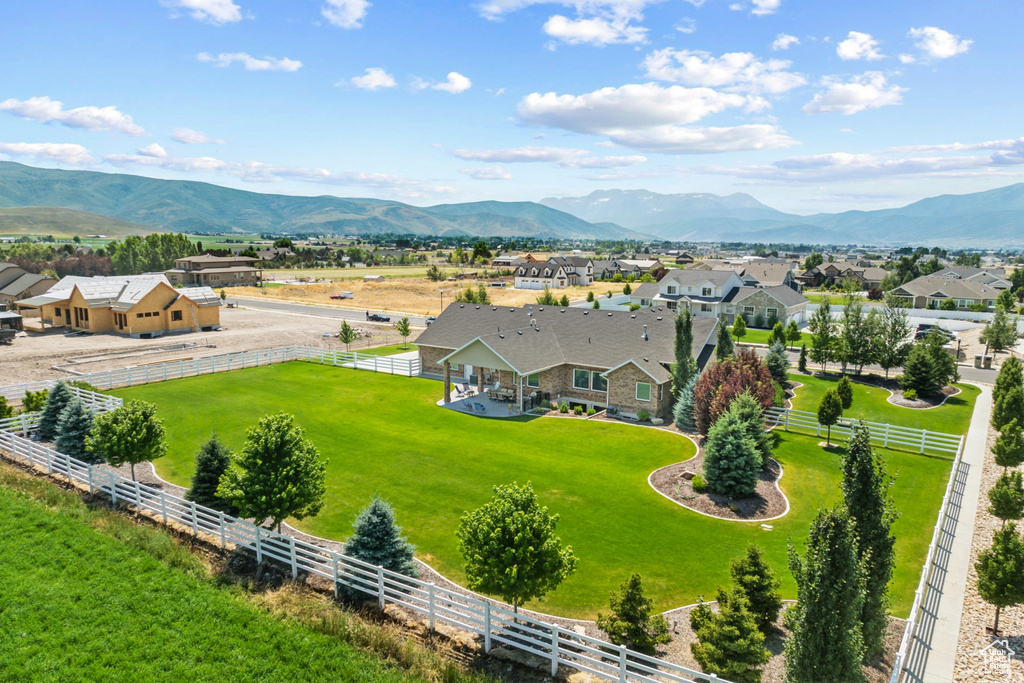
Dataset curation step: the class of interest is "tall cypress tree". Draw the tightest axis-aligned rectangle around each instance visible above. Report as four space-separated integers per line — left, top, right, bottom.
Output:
785 506 866 682
673 308 697 400
716 318 735 361
54 398 96 463
185 434 237 515
841 424 897 661
37 382 74 440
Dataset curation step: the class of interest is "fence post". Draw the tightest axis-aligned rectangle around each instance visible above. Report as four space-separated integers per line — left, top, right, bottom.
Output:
332 555 339 598
428 584 435 632
189 500 199 536
550 625 559 677
110 471 118 506
218 512 226 549
785 410 790 431
920 429 928 455
160 490 168 524
255 526 263 564
87 466 94 494
884 423 891 448
484 602 491 653
289 536 298 579
377 565 385 610
618 645 627 682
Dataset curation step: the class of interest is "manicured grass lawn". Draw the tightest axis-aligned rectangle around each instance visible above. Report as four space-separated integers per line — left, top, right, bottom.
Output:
734 328 791 346
355 343 418 356
111 363 955 619
0 484 423 683
788 372 979 436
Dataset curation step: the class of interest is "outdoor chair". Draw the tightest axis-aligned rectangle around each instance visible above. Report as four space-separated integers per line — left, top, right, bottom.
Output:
474 402 486 413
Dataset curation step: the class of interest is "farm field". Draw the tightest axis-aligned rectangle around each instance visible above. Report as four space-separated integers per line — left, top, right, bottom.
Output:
111 362 956 619
0 470 427 683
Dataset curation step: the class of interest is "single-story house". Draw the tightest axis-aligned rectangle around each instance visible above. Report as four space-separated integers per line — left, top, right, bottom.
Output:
363 274 386 283
491 254 528 268
416 303 718 420
165 255 261 287
892 275 1003 310
930 267 1010 289
16 274 221 338
0 263 58 308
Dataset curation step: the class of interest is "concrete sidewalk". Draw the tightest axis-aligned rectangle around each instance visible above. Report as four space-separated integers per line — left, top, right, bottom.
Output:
903 382 993 683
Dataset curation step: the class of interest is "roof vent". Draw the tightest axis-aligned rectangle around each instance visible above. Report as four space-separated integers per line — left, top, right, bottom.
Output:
492 306 497 311
607 312 613 317
560 308 565 312
630 314 636 319
656 316 663 321
583 311 589 315
510 308 514 312
538 307 544 312
499 334 505 339
528 307 533 316
642 325 648 341
459 304 465 308
517 330 523 335
475 305 480 309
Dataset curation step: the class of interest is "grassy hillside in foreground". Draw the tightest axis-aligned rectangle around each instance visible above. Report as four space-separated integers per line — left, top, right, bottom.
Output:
0 205 160 238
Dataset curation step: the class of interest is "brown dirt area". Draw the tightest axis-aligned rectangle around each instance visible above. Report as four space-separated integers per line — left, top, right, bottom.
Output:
650 454 788 521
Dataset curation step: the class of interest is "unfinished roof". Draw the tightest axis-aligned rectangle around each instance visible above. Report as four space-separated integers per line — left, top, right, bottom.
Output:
16 274 167 308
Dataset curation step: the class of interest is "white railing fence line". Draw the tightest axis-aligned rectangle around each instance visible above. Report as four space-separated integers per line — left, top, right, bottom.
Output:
0 387 122 436
765 407 962 456
0 427 726 683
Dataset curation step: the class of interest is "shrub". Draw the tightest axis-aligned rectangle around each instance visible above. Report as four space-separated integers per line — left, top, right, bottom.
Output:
550 401 558 411
559 294 570 308
753 312 766 329
587 291 595 302
691 474 707 492
0 396 13 420
629 303 641 311
693 350 776 434
22 388 48 414
573 405 583 415
596 574 671 654
559 402 569 413
586 407 596 416
836 376 854 410
690 588 771 683
903 388 918 401
731 544 783 634
637 408 651 422
703 409 760 498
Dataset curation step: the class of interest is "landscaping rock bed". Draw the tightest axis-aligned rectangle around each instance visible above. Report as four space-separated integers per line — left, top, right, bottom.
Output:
888 384 960 409
649 453 788 521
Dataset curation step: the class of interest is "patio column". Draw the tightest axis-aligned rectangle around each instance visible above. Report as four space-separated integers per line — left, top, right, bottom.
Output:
477 369 484 394
443 361 452 403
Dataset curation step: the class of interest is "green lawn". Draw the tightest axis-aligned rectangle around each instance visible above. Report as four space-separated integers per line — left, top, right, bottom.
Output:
110 362 956 619
354 343 418 356
734 328 790 346
788 372 979 436
0 483 424 683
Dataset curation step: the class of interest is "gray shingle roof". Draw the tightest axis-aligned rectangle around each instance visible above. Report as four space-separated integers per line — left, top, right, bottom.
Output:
895 275 1002 300
659 268 737 287
725 285 809 307
0 272 53 297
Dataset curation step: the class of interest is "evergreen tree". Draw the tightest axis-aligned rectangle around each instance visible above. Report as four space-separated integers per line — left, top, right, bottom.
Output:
559 294 570 308
923 328 959 389
993 386 1024 432
673 374 698 432
817 389 843 447
766 340 789 385
798 343 808 373
690 587 771 683
673 308 696 401
716 319 734 360
837 376 854 410
899 343 936 397
0 396 13 419
185 434 237 514
841 424 897 661
596 573 671 655
785 506 866 683
994 356 1024 407
988 471 1024 528
703 408 760 497
875 294 913 379
37 382 74 440
344 496 418 585
975 522 1024 634
768 321 786 347
785 320 801 350
993 419 1024 469
730 544 782 634
729 392 773 469
732 314 747 343
54 398 96 463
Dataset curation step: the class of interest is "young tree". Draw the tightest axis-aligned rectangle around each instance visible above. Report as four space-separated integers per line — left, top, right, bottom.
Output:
838 299 873 374
899 343 936 397
993 386 1024 432
339 319 356 351
596 573 671 654
785 506 866 682
22 388 49 414
808 299 836 373
730 392 773 469
716 318 734 360
836 376 854 410
536 286 558 306
923 328 959 389
997 288 1017 312
54 398 95 463
988 471 1024 528
703 408 760 497
673 375 698 432
993 419 1024 469
817 389 843 447
185 434 237 514
874 294 913 379
982 307 1021 359
217 412 328 531
86 400 167 481
975 522 1024 635
37 382 75 440
558 294 570 308
785 320 802 350
344 496 418 579
592 299 600 309
766 340 789 385
994 356 1024 407
768 321 786 348
0 396 13 420
690 587 771 683
395 317 411 349
456 481 577 612
841 424 898 661
730 544 783 634
732 314 747 343
587 291 595 302
672 308 696 401
798 343 808 373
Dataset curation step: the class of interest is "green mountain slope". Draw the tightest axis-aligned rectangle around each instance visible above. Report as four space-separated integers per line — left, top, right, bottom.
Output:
0 206 159 237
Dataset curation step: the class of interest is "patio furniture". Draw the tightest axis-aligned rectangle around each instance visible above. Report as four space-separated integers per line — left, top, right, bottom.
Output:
474 402 486 413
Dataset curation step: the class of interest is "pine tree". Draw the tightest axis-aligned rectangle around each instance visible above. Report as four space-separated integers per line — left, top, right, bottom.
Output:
993 419 1024 469
994 356 1024 407
808 299 835 373
673 374 698 432
837 376 854 410
344 496 418 586
817 389 843 447
596 573 671 655
54 398 96 463
785 506 866 682
841 423 897 661
730 544 782 634
798 343 808 373
975 521 1024 634
899 343 936 397
988 471 1024 528
37 382 74 440
716 319 734 361
729 392 773 470
766 340 788 385
673 308 696 401
993 386 1024 432
185 434 237 514
559 294 570 307
703 408 760 497
690 587 771 683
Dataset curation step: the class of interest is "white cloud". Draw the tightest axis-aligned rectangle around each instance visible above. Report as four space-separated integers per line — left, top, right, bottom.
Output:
452 146 647 168
543 14 646 45
772 33 799 51
432 72 472 94
836 31 883 60
909 26 972 60
159 0 242 25
567 155 647 168
137 143 168 158
597 124 795 154
898 54 916 64
348 68 396 90
172 127 224 144
675 18 696 34
642 48 806 94
322 0 370 29
0 141 94 166
0 96 146 136
803 72 904 115
196 52 302 72
459 167 513 180
750 0 780 16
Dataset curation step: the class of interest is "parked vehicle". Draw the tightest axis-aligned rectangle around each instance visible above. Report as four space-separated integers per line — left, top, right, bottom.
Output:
330 291 354 300
366 312 391 322
425 316 437 326
915 324 955 341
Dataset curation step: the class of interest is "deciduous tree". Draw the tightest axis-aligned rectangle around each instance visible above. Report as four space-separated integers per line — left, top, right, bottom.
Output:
836 376 854 410
339 320 356 351
993 386 1024 432
808 299 836 373
994 356 1024 407
732 314 747 343
874 294 913 379
975 522 1024 635
785 320 801 350
596 573 671 654
86 400 167 480
817 389 843 447
994 419 1024 469
768 321 786 348
693 350 776 434
395 317 411 349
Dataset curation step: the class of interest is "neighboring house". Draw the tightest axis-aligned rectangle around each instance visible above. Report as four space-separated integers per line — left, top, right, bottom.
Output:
253 247 294 261
796 261 887 290
363 274 386 283
514 256 594 290
165 255 261 287
631 268 809 325
15 274 221 338
491 254 527 268
892 274 1004 310
416 303 718 420
593 259 665 281
675 252 695 265
731 263 800 291
930 266 1010 289
0 263 58 308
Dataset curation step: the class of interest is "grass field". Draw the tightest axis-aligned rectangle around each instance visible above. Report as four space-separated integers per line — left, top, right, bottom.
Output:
111 362 956 619
357 343 418 356
0 471 430 683
788 372 979 435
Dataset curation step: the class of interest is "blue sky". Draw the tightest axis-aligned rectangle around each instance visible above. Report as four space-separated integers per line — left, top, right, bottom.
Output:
0 0 1020 214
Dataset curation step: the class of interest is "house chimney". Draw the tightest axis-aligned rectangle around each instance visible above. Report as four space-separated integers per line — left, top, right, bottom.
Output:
642 325 648 341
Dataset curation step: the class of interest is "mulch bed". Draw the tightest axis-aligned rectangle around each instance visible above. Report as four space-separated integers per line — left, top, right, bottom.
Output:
888 384 960 409
650 451 788 521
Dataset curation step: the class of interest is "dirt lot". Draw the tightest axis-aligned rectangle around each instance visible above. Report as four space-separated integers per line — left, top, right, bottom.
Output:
1 307 416 385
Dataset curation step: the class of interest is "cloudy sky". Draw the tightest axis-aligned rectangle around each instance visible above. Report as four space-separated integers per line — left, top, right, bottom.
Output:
1 0 1020 213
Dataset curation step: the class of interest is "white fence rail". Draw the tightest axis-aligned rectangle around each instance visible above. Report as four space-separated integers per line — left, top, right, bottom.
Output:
0 427 727 683
765 407 963 456
0 387 122 435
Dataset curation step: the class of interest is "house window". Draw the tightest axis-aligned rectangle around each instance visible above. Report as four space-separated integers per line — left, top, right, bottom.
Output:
702 287 712 296
641 299 651 307
766 307 778 319
592 372 607 392
573 369 591 390
701 303 712 312
172 310 183 321
636 382 651 402
54 307 61 317
667 286 677 294
743 306 755 316
526 373 539 388
450 363 460 371
137 313 144 318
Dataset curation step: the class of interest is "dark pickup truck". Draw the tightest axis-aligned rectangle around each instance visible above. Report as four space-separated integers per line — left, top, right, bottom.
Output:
365 312 391 323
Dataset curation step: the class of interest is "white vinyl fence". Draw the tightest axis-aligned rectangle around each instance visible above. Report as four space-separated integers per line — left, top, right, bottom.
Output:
765 407 964 456
0 426 727 683
0 387 123 435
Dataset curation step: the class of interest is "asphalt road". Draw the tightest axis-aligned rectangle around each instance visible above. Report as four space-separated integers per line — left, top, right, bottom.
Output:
228 296 430 327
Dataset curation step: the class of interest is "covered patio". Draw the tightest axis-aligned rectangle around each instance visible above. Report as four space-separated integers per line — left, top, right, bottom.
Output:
438 338 549 416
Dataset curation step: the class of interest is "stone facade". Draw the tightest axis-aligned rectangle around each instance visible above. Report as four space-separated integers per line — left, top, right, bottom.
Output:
606 363 670 420
729 289 804 326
